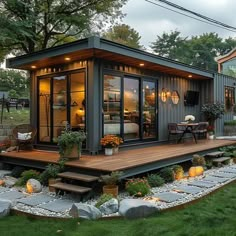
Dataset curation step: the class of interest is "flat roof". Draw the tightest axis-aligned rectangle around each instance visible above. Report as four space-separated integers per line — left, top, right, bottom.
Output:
6 36 214 80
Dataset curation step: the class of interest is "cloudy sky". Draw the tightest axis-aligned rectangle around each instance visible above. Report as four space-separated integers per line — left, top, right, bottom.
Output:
121 0 236 48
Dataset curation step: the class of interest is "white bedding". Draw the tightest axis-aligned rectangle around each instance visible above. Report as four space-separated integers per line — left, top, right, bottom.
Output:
104 122 139 135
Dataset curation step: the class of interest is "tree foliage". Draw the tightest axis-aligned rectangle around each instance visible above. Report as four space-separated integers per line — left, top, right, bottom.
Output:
0 69 29 97
150 30 236 71
0 0 127 60
103 24 143 49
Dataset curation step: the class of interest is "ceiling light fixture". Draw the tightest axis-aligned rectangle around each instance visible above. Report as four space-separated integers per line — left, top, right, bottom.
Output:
31 65 36 69
139 63 144 66
65 57 71 61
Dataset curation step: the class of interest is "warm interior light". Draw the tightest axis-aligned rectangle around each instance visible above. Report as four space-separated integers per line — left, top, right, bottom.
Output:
139 63 144 66
65 57 71 61
31 65 36 69
188 74 192 78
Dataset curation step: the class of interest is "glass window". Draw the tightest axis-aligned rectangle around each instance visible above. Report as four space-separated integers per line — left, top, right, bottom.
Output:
225 86 235 112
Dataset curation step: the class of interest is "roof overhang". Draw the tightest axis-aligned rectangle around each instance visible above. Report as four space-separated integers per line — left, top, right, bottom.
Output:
6 36 214 80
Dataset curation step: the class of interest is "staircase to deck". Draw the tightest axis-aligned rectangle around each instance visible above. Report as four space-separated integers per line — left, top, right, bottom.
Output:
49 171 100 200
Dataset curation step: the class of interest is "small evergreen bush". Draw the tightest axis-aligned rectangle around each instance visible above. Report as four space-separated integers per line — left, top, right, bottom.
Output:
126 178 151 197
95 194 113 208
192 154 206 166
11 166 25 178
147 174 164 187
159 167 175 183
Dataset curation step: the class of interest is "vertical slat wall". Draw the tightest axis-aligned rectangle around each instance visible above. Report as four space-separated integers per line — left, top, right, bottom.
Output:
158 75 212 141
213 73 236 135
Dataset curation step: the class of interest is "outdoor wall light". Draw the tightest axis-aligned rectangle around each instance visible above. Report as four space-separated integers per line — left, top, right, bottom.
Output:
160 88 168 102
171 90 180 104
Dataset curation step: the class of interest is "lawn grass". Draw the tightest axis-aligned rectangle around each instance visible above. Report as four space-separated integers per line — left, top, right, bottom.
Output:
0 107 30 125
1 182 236 236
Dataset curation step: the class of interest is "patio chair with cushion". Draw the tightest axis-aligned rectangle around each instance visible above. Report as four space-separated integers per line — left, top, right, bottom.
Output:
192 122 209 139
12 124 37 151
168 123 184 142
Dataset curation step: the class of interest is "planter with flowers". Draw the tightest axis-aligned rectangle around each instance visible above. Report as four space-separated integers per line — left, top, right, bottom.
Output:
207 125 215 139
184 115 195 123
100 135 123 155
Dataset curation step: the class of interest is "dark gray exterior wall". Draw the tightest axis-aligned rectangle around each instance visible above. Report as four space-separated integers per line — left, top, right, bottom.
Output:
213 73 236 135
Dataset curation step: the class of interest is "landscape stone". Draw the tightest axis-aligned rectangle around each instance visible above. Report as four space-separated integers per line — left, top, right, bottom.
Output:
0 170 12 178
0 200 11 217
69 203 102 220
211 172 236 178
119 199 158 219
17 194 55 206
0 190 25 202
203 176 229 183
26 179 42 193
188 180 215 188
153 192 184 203
99 198 119 215
0 187 8 193
173 185 203 194
40 199 74 213
229 165 236 169
4 176 18 187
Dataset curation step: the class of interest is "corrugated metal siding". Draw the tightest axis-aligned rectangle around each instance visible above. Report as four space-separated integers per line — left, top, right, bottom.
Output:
214 73 236 135
158 75 212 140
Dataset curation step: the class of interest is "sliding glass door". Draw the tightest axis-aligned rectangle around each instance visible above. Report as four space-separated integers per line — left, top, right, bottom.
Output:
38 70 85 144
103 74 157 142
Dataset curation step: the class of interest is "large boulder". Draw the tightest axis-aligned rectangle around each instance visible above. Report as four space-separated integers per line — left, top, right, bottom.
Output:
0 200 11 217
119 199 158 219
69 203 102 220
99 198 119 215
26 179 42 193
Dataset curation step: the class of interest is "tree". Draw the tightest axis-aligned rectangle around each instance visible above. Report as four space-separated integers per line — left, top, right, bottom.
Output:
150 31 236 71
0 69 29 97
0 0 127 60
103 24 143 49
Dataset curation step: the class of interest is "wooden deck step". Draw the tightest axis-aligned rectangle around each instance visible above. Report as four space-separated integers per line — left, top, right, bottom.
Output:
205 151 224 158
57 172 99 182
49 182 92 194
212 157 231 164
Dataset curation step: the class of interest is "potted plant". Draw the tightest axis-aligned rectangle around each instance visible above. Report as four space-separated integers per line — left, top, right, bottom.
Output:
58 125 86 159
100 135 117 156
112 135 123 154
201 102 225 127
207 125 215 139
100 171 123 197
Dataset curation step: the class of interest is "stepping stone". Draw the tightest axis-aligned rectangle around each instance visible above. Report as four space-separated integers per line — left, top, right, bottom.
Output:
229 165 236 169
203 176 229 183
17 194 55 206
188 180 215 188
0 170 12 178
40 199 74 213
0 187 9 193
205 151 224 158
153 192 184 203
219 168 236 174
211 172 236 179
0 190 25 201
173 185 203 194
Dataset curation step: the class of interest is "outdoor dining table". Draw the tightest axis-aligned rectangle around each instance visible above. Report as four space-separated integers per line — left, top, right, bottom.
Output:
177 122 199 144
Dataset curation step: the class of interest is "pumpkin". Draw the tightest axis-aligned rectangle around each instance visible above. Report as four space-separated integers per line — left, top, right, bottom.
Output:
188 166 204 177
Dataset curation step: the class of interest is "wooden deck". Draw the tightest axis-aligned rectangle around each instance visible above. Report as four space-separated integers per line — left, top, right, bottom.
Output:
1 139 236 177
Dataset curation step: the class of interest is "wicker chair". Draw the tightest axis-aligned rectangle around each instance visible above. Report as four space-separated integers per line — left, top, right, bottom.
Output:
192 122 209 139
12 124 37 151
168 123 184 142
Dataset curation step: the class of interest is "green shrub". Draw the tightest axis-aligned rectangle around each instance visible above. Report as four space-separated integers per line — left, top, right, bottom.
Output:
224 120 236 126
126 178 151 197
15 169 40 186
11 166 25 178
192 154 206 166
205 159 213 169
171 165 184 179
159 167 175 183
147 174 164 187
95 194 113 208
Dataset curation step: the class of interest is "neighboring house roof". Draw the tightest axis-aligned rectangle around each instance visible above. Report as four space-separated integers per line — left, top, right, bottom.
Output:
6 36 213 80
215 47 236 64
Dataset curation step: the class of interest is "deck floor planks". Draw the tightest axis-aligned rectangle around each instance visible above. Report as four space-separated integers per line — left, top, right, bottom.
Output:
1 139 235 172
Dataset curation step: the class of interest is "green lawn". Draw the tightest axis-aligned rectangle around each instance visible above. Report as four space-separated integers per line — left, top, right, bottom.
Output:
1 182 236 236
0 108 30 125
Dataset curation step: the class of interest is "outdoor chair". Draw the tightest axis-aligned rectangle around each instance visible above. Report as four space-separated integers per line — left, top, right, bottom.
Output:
168 123 184 142
12 124 37 151
192 122 209 139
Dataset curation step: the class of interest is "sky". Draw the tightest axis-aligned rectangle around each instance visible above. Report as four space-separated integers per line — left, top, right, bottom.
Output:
121 0 236 48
